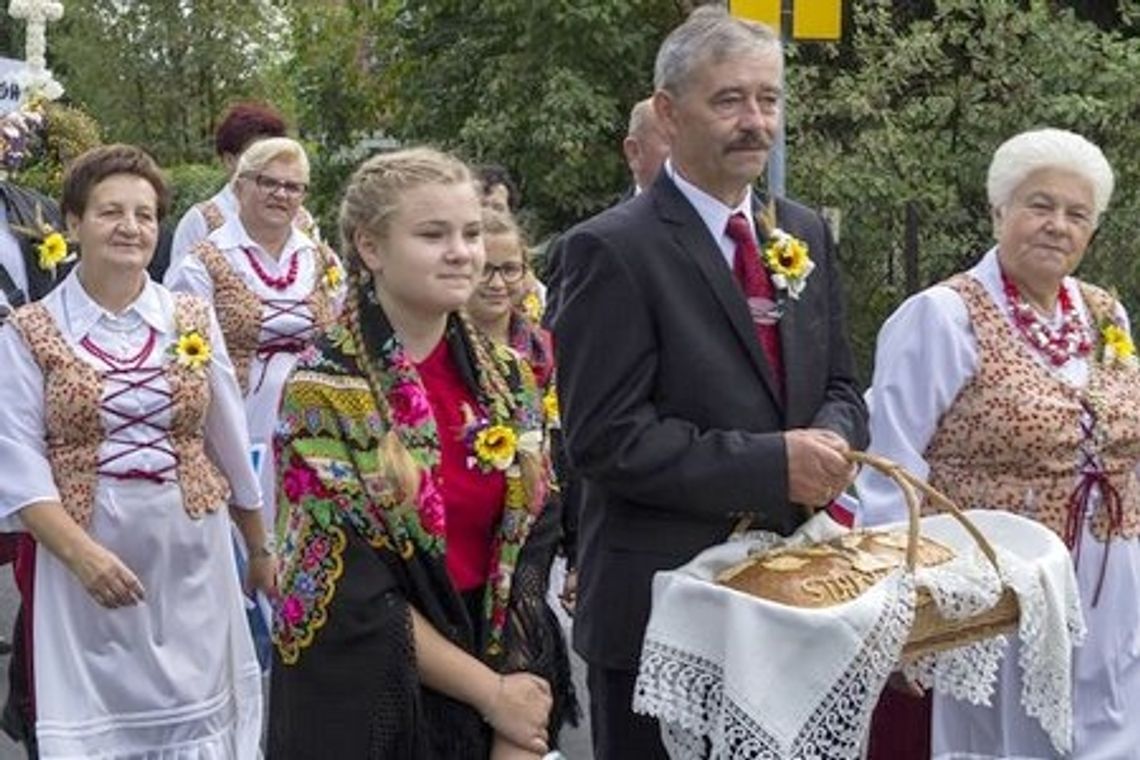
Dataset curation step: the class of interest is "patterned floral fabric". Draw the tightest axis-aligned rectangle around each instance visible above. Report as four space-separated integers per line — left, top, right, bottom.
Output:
924 275 1140 542
191 240 340 395
7 294 229 528
272 307 548 666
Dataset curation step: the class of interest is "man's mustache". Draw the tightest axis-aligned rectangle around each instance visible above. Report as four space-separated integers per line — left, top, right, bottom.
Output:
725 134 772 153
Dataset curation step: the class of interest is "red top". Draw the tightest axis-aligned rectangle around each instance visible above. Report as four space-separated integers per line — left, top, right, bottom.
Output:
416 339 506 592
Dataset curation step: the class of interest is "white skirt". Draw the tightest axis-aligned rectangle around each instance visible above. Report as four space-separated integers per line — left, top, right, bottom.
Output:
33 480 262 759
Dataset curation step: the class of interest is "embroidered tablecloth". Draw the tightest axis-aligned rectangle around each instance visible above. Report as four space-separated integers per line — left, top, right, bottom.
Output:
633 511 1084 759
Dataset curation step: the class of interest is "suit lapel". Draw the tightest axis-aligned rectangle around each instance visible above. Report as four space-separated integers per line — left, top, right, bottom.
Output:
652 176 782 405
764 197 810 422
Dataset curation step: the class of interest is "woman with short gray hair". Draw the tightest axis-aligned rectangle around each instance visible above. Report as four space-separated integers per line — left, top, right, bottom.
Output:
857 127 1140 758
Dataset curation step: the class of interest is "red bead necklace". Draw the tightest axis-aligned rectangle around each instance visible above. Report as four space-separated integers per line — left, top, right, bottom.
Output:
243 247 300 291
1000 270 1091 366
80 327 158 370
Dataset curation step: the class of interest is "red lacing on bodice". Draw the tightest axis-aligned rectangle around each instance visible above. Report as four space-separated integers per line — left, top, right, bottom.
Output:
253 297 316 392
80 329 179 484
1065 399 1123 606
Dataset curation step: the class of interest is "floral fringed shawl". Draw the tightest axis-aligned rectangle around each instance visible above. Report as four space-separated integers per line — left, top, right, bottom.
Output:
272 304 548 666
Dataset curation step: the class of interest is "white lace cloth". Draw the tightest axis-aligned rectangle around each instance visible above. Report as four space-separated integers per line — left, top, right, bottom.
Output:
633 511 1083 759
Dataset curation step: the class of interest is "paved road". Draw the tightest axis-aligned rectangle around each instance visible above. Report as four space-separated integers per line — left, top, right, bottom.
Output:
0 560 593 760
0 569 22 759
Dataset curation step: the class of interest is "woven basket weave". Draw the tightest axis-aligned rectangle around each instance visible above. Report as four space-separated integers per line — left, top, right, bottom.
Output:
717 451 1019 662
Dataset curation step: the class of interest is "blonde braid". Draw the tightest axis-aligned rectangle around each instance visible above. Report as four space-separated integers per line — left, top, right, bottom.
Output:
456 311 546 504
343 264 422 505
457 311 516 416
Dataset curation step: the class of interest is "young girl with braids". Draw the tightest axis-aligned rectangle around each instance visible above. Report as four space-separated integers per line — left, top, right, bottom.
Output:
466 209 579 618
268 147 572 759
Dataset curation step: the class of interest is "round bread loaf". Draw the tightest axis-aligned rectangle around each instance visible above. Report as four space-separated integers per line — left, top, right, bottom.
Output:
717 530 955 608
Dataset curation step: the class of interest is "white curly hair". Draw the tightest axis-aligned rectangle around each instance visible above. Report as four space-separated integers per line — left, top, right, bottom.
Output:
987 128 1114 221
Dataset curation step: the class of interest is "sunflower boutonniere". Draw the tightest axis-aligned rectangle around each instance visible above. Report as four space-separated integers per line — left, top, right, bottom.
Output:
170 326 212 373
461 404 542 474
10 205 75 278
756 200 814 300
1098 318 1138 369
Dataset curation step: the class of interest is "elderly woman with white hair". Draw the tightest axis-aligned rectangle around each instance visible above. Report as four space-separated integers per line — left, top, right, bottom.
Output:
166 136 344 533
857 127 1140 759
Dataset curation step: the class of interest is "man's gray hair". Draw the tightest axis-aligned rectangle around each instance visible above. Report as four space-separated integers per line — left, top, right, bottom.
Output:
654 5 781 94
627 99 656 138
987 128 1115 219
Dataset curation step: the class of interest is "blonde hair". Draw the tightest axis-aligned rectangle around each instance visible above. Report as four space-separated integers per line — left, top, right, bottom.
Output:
338 148 543 508
234 136 310 181
481 207 530 265
338 146 473 268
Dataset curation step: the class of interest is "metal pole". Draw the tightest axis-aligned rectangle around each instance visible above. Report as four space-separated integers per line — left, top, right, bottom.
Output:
766 0 793 198
904 201 920 295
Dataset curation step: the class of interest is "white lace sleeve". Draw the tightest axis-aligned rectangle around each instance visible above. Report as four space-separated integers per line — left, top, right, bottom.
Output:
856 285 978 526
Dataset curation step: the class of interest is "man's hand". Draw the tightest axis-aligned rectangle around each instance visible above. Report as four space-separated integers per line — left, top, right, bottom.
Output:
785 428 858 508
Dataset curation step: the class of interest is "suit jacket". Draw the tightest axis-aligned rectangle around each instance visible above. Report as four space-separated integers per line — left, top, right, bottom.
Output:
0 182 69 306
551 171 868 669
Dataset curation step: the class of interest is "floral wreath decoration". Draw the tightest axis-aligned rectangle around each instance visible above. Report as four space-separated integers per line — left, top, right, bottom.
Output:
756 199 814 300
0 96 46 173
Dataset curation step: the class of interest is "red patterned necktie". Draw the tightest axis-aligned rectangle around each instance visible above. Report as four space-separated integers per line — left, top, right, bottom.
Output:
725 211 784 399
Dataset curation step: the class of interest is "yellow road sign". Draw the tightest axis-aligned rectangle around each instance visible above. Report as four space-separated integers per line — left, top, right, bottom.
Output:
727 0 781 30
794 1 842 41
729 0 843 41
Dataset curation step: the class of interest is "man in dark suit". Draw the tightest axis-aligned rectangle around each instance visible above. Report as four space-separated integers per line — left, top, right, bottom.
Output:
550 7 868 757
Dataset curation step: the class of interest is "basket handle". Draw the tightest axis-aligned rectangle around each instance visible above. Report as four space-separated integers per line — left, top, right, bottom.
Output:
846 450 1001 575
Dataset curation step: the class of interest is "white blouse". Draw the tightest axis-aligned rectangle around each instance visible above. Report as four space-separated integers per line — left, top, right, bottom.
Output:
855 247 1126 526
164 215 320 303
0 268 260 526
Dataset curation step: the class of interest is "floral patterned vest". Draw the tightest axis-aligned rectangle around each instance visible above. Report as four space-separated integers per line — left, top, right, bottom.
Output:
191 240 338 395
7 294 229 529
924 275 1140 542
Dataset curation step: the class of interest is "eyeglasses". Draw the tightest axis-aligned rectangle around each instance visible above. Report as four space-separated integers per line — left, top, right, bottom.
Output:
243 173 308 199
480 261 527 283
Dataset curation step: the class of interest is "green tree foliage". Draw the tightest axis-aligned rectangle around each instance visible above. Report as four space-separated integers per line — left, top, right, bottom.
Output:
785 0 1140 374
50 0 289 164
282 0 392 241
381 0 688 234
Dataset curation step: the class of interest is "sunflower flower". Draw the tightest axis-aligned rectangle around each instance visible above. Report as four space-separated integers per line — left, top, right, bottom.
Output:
37 232 69 273
1101 322 1138 368
323 262 343 293
473 424 518 471
174 330 212 372
522 291 544 323
542 387 560 427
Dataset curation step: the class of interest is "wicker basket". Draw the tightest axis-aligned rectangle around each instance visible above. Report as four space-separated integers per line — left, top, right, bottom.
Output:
717 451 1019 662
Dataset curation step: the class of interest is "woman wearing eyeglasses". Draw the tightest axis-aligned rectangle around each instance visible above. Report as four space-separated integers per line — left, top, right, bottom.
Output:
466 210 554 388
466 211 581 625
165 136 345 537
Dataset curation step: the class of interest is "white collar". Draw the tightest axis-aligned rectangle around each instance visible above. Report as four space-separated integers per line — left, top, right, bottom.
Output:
666 160 756 245
210 215 314 263
60 266 169 339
